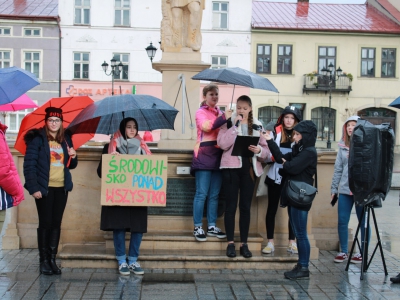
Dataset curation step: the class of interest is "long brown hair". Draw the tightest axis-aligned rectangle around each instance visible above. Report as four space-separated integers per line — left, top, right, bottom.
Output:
344 120 357 147
280 114 299 144
45 123 64 144
200 84 219 106
237 95 253 136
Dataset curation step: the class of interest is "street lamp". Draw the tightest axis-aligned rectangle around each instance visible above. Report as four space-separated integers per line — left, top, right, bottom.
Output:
145 42 157 62
321 63 342 149
101 57 124 95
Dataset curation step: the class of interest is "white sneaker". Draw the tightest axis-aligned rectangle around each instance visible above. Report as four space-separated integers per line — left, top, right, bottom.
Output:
287 242 298 254
262 242 275 254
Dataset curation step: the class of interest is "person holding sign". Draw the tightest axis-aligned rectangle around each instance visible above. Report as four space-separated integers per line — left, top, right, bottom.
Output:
262 106 302 255
23 107 77 275
190 84 232 242
217 95 269 258
97 118 151 276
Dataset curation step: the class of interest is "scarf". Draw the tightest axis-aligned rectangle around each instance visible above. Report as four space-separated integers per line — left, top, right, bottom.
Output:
108 130 152 155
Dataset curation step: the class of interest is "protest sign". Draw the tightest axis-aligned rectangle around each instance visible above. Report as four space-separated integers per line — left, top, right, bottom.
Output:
100 154 168 207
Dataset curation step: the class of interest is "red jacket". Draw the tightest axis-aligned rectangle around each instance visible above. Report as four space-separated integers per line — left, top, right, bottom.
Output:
0 123 24 206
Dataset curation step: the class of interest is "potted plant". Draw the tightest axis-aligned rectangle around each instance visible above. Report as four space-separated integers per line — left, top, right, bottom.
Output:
313 82 319 88
306 71 318 81
343 72 353 82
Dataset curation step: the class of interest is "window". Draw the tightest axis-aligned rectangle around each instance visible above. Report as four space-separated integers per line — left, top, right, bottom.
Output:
211 56 227 69
115 0 130 26
24 52 40 78
256 44 271 74
212 2 228 29
0 27 11 35
112 53 129 80
7 108 35 132
311 107 336 142
0 51 11 68
24 28 41 36
381 48 396 78
74 52 89 79
258 106 284 127
75 0 90 25
318 46 336 74
277 45 292 74
361 48 375 77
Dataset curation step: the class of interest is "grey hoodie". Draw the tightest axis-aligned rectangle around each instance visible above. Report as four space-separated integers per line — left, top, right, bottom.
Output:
330 116 360 195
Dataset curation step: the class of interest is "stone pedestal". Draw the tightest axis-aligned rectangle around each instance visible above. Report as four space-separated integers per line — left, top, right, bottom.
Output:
152 50 210 150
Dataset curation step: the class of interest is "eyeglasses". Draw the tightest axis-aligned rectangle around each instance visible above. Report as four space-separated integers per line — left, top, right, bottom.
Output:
47 119 61 124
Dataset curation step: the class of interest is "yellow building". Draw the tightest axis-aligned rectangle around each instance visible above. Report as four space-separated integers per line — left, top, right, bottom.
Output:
250 1 400 150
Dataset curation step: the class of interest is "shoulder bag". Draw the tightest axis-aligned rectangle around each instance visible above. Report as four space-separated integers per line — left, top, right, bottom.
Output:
283 170 318 209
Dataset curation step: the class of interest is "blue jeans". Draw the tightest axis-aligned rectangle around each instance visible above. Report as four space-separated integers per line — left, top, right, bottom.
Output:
288 206 310 268
193 170 222 227
337 194 370 254
113 230 143 263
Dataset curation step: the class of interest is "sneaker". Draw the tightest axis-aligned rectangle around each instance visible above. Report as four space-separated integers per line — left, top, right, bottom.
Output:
262 242 275 254
390 273 400 283
128 262 144 275
334 252 348 263
118 262 130 276
350 253 362 264
287 242 298 254
284 263 310 280
193 226 207 242
207 226 226 239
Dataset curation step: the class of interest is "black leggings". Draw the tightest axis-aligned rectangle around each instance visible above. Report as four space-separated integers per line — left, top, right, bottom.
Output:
266 180 295 240
35 187 68 229
223 159 255 243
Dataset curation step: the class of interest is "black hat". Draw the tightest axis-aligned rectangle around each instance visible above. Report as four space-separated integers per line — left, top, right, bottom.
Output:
45 107 63 121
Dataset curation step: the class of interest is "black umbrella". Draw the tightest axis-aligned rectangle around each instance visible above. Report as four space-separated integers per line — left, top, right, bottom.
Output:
192 67 279 107
67 94 179 134
389 96 400 109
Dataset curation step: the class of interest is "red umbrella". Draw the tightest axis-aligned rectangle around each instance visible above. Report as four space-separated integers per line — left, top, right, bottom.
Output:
14 96 94 155
0 94 38 111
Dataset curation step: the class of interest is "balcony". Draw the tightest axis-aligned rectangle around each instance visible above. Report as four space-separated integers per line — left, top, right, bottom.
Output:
303 74 352 94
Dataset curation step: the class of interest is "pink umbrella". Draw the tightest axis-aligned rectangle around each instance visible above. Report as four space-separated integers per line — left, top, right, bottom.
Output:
0 94 38 111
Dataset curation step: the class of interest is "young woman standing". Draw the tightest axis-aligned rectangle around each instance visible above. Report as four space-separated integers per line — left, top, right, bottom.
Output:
24 107 77 275
217 95 269 258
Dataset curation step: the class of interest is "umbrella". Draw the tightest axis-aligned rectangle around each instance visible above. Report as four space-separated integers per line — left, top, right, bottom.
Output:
0 67 40 105
192 67 279 107
389 96 400 109
67 94 179 135
0 94 38 111
14 96 95 155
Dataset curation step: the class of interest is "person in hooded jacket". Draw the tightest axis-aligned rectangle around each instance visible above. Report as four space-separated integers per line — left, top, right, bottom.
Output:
331 116 370 264
0 121 24 209
263 120 317 280
23 107 77 276
262 106 302 255
218 95 269 258
97 117 151 276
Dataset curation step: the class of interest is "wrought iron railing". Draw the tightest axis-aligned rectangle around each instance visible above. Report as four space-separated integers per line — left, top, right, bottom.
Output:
303 74 352 93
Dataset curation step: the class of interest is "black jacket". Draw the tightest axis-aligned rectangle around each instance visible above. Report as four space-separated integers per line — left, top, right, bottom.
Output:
97 144 147 233
267 120 317 211
23 128 78 196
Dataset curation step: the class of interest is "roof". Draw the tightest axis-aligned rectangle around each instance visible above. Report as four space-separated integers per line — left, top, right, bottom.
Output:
0 0 58 18
252 1 400 34
376 0 400 23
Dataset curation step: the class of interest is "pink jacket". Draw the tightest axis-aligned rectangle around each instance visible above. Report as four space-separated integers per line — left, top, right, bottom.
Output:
217 115 270 177
0 123 24 205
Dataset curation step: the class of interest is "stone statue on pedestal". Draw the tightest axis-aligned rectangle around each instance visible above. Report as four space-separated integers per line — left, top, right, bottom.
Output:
161 0 205 51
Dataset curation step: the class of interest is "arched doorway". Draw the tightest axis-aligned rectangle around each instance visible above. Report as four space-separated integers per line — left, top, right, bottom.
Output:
311 107 336 142
358 108 396 128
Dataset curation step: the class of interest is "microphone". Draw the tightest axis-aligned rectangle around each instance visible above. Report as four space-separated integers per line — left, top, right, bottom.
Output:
235 114 243 127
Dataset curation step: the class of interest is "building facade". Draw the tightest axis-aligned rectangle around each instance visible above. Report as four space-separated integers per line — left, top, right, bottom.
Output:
250 1 400 149
0 0 60 137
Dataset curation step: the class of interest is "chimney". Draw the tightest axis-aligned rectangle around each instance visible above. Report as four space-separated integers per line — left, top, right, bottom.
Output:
298 0 310 2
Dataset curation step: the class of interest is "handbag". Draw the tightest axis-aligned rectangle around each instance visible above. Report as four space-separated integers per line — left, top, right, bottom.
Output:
283 170 318 209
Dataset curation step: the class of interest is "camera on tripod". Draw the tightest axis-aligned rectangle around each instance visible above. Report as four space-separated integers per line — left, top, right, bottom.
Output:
348 119 395 207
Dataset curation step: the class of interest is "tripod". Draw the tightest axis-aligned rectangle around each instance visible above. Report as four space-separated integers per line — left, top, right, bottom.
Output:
345 203 388 280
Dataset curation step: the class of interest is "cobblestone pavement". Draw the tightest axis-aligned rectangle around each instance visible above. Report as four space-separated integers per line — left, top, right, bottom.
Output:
1 169 400 299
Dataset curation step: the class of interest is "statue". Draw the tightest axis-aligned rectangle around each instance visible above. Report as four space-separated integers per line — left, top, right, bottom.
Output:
161 0 205 51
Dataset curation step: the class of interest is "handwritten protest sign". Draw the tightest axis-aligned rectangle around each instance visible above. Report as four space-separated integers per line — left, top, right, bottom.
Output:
101 154 168 207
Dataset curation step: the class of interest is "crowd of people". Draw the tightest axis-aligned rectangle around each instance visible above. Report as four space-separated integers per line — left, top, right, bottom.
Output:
2 86 398 282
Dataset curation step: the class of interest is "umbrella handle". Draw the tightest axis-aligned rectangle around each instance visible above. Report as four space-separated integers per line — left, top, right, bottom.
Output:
230 84 236 109
64 138 72 168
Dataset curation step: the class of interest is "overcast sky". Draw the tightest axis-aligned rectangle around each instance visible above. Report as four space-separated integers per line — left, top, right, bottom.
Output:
260 0 366 3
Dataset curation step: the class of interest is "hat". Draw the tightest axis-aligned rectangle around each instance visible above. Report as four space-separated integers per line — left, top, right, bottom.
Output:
45 107 63 121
